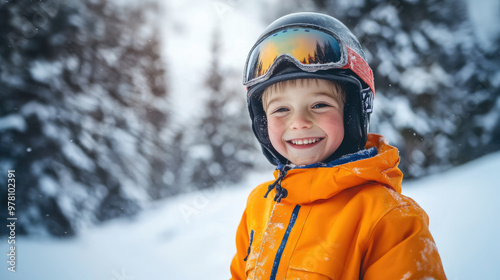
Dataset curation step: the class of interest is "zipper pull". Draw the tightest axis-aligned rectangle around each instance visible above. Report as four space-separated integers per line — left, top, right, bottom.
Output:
264 165 291 202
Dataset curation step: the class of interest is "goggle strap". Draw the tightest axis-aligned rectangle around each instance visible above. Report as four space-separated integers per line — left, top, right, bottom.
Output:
341 47 375 95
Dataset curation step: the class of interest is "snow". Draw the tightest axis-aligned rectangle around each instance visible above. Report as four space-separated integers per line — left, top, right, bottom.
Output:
377 94 430 134
20 101 56 122
29 61 63 83
400 64 451 95
403 151 500 279
464 0 500 52
62 141 96 171
1 151 499 280
0 114 26 132
401 271 412 280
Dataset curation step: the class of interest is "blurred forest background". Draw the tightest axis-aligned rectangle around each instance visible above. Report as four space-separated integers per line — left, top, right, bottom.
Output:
0 0 499 237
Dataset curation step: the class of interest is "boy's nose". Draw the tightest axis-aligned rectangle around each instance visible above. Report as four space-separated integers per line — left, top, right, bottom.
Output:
290 112 312 130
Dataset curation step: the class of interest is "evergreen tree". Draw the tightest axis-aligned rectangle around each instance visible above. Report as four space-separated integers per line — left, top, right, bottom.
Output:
0 0 173 236
308 0 500 178
185 27 257 190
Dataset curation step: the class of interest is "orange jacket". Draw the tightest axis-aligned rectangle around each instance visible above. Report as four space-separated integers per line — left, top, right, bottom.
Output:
230 134 446 280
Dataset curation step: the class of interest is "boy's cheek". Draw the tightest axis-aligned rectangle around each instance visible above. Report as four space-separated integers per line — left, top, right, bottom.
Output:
267 126 279 146
267 119 284 139
267 120 287 152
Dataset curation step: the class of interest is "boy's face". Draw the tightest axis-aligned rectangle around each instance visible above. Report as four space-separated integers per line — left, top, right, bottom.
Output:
264 79 344 166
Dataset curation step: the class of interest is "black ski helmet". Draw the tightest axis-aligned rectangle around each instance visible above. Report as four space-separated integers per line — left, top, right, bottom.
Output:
244 12 374 165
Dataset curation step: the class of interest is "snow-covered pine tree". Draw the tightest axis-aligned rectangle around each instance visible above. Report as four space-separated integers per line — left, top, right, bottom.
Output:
0 0 174 236
309 0 500 178
184 27 257 190
451 31 500 165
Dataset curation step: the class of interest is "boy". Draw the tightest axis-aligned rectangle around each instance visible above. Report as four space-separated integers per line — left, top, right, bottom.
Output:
230 12 446 280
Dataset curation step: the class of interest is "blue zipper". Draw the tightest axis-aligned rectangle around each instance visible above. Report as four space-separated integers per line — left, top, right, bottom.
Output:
244 230 255 261
269 205 301 280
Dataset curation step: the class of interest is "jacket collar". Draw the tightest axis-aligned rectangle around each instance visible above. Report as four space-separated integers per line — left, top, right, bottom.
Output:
270 134 403 205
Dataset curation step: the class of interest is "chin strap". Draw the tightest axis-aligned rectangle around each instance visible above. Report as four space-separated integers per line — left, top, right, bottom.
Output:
264 165 291 203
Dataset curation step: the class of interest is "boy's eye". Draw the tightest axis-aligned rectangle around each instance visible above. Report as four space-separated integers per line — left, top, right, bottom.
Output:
312 103 331 109
273 107 289 113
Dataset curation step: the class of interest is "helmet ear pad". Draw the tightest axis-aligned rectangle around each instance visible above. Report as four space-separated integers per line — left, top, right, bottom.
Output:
249 89 288 165
248 69 370 165
325 80 369 162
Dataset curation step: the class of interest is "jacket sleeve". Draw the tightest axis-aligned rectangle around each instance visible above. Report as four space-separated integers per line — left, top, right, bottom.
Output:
361 205 447 280
230 207 249 280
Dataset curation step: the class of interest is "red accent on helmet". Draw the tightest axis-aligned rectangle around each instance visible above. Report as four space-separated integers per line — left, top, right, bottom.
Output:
342 46 375 98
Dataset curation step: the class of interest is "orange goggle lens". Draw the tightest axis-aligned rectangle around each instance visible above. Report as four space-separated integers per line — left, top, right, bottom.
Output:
244 27 346 86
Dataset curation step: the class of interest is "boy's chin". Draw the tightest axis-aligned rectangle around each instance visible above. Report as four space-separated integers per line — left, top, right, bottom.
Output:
288 156 327 166
286 149 345 165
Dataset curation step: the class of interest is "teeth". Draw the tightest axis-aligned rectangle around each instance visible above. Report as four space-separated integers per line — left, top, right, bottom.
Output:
291 138 321 145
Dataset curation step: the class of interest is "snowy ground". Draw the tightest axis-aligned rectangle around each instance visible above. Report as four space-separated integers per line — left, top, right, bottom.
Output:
1 151 499 280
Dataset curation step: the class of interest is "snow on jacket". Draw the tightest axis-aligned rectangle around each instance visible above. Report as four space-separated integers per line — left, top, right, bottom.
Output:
230 134 446 280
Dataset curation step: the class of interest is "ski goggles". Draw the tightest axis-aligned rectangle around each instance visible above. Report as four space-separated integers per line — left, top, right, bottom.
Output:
243 26 374 94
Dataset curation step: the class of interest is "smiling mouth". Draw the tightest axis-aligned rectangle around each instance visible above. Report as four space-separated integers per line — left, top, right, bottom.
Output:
287 138 323 146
